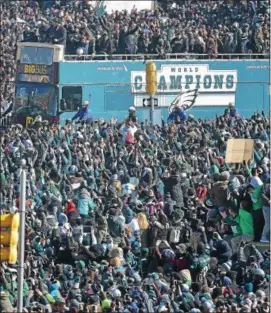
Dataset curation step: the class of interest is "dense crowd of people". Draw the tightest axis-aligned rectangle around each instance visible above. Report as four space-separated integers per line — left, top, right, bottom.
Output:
0 0 270 312
0 105 270 313
0 0 270 109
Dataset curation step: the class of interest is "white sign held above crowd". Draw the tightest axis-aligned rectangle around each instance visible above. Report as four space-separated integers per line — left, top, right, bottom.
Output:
104 1 154 12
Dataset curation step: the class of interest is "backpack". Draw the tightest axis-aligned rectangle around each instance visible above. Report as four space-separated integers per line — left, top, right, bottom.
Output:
169 228 181 244
125 131 134 145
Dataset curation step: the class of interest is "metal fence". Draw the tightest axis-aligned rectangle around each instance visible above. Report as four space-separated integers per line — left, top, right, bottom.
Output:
65 53 270 61
0 115 12 129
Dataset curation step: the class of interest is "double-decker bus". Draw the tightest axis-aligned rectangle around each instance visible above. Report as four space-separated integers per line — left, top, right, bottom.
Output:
14 42 64 126
13 42 269 126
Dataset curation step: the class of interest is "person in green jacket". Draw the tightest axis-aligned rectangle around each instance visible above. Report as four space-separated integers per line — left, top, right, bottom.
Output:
248 172 265 241
230 200 254 252
223 206 242 238
0 291 14 313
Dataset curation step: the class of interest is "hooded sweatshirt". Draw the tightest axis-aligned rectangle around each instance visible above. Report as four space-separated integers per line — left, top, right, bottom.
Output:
77 189 95 216
214 240 232 264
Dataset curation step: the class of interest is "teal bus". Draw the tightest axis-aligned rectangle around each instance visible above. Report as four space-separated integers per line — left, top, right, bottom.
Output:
13 42 270 126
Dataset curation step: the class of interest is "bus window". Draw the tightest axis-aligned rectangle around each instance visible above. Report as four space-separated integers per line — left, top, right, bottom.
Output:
20 47 54 65
62 86 82 111
15 83 52 117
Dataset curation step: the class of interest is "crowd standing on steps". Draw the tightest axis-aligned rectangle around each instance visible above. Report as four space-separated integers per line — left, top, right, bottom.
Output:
0 106 270 313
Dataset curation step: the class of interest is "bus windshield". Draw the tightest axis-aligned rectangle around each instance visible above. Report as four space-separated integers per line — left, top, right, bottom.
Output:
20 46 54 65
15 83 53 117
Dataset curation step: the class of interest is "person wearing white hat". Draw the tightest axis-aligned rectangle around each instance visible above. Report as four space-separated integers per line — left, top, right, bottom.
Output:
127 106 138 123
228 102 240 118
72 100 93 122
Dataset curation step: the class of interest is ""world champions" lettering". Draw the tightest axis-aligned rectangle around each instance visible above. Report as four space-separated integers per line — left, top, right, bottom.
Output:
131 64 237 93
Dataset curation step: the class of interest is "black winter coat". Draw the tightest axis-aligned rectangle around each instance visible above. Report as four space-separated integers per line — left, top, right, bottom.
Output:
118 26 139 53
48 25 67 46
162 176 184 208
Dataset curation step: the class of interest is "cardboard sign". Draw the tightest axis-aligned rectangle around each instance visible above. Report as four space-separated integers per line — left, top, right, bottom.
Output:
225 139 254 163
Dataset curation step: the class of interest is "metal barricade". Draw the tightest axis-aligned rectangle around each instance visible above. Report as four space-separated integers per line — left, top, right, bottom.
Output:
0 115 12 129
64 53 269 61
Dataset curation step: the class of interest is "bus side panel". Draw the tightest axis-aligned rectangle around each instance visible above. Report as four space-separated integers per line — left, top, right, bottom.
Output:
59 60 270 120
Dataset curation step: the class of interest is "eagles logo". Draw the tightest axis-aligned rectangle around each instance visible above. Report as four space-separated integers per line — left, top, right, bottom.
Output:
168 89 199 113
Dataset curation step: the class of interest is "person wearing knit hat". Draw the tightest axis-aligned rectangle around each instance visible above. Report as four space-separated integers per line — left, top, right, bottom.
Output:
52 296 66 313
222 276 233 296
75 260 86 271
244 282 254 293
89 261 101 271
255 289 266 300
220 171 230 181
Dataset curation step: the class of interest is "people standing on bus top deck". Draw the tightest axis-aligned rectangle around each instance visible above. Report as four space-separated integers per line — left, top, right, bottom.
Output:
167 106 188 123
22 26 39 43
38 20 50 43
127 106 138 123
48 19 67 46
71 101 93 123
224 102 240 119
228 102 240 118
